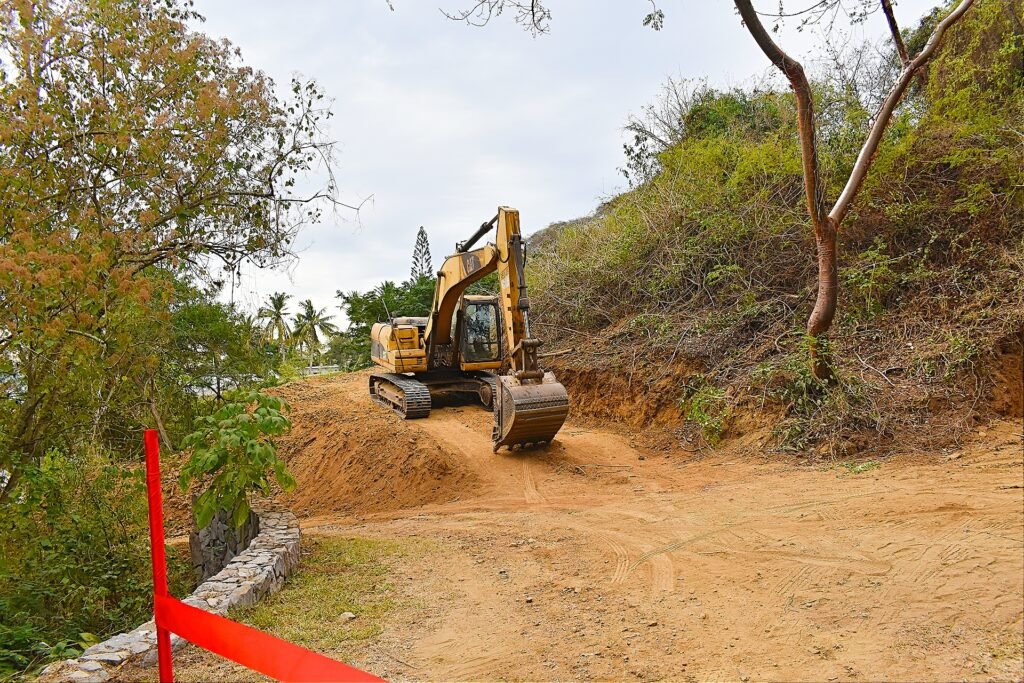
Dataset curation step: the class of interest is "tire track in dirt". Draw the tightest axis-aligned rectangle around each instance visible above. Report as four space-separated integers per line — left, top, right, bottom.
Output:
644 551 676 592
704 547 892 575
522 459 546 504
630 521 744 566
764 488 899 514
597 533 631 584
581 525 676 591
427 640 517 681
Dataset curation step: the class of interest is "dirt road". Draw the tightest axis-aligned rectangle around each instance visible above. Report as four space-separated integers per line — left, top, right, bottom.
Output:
180 372 1024 681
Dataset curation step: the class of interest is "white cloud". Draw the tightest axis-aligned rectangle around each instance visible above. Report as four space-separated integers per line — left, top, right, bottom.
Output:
194 0 940 325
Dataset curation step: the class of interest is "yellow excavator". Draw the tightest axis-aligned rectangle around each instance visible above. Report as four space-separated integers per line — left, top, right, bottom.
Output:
368 206 569 451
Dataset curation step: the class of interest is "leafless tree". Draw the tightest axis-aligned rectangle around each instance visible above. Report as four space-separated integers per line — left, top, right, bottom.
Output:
442 0 552 33
444 0 977 380
734 0 975 379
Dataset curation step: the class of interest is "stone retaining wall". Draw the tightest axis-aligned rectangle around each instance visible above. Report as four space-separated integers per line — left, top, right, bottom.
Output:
190 504 260 581
41 509 301 682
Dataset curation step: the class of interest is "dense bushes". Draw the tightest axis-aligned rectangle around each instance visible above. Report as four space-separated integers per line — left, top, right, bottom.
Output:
0 451 191 678
530 0 1022 455
329 276 437 370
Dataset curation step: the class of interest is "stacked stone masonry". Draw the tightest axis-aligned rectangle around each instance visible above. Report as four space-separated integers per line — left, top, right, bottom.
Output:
40 509 301 683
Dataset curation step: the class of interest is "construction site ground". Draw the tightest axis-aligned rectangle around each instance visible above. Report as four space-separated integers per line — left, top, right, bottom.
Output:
130 371 1023 682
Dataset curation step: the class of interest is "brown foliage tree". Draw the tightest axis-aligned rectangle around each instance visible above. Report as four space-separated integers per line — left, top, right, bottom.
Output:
0 0 342 500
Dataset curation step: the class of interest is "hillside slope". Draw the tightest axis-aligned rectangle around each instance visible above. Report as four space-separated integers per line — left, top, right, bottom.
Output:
526 0 1022 458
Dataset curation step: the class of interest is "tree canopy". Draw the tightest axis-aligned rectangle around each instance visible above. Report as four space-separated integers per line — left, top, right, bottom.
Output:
0 0 339 500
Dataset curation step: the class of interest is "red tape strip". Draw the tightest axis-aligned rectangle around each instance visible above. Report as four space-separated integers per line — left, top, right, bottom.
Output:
155 594 383 683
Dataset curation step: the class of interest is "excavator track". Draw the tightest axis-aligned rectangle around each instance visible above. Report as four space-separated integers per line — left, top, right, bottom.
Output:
478 372 499 410
369 372 432 419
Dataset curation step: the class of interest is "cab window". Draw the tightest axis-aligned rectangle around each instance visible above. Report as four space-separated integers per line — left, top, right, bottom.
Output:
462 303 500 362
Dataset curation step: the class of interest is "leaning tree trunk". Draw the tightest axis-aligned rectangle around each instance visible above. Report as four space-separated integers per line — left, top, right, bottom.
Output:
734 0 835 381
733 0 975 382
808 218 840 381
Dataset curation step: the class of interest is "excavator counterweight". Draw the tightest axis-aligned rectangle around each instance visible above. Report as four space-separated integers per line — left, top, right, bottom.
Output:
367 207 569 450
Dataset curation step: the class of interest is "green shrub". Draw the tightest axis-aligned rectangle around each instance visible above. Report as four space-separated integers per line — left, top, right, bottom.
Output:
842 238 896 317
179 390 294 529
627 312 674 340
679 376 731 446
0 450 192 678
753 345 886 457
942 333 981 379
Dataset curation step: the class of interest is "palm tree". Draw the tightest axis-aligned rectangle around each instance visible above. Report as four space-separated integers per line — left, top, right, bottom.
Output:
237 313 261 352
257 292 291 359
292 299 337 366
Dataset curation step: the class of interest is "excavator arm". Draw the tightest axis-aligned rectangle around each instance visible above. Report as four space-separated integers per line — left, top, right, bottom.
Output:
424 240 499 366
489 208 569 450
494 208 542 378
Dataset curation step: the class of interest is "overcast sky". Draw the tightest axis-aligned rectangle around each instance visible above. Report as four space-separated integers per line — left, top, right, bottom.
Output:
190 0 936 324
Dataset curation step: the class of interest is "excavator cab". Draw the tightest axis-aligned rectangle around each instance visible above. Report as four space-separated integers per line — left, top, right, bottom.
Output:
456 296 502 369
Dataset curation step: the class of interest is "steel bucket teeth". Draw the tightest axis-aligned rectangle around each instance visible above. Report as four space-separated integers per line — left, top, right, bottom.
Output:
492 372 569 451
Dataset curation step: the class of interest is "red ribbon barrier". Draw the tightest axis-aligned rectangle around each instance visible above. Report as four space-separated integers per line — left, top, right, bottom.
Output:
144 429 383 683
144 429 175 682
154 595 381 683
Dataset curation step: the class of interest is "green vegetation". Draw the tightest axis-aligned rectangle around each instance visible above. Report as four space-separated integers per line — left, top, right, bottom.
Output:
292 300 340 367
258 293 296 359
530 0 1022 456
678 376 731 446
411 226 435 280
233 537 420 654
757 352 884 455
0 452 192 677
0 0 337 503
840 460 882 475
179 391 295 529
840 238 897 318
330 275 437 370
0 0 336 674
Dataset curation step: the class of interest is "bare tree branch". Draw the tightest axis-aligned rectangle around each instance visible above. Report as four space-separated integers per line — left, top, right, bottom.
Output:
830 0 976 224
66 329 108 347
881 0 910 66
442 1 551 34
734 0 826 230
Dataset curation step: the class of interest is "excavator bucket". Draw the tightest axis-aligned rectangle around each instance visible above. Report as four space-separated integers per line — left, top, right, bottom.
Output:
492 371 570 451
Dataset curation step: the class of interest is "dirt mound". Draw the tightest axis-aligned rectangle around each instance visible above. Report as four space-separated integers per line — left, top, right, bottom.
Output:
271 372 477 518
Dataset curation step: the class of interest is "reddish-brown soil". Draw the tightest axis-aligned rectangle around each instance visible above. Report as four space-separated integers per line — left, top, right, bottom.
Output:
271 376 478 517
140 371 1023 682
989 337 1024 420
